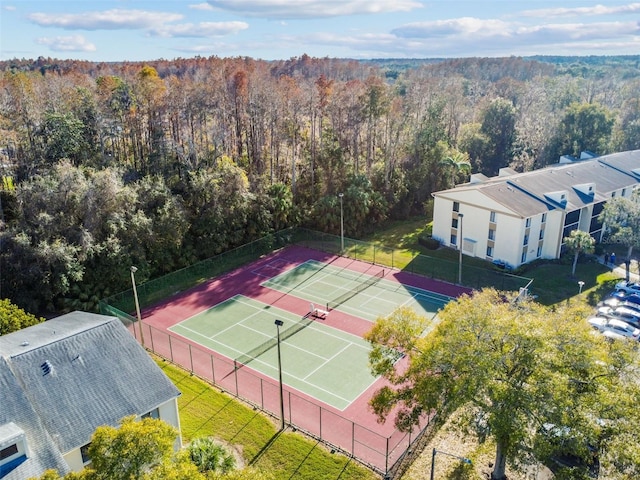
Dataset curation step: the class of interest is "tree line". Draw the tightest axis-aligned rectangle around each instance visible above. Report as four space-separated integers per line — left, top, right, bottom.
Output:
1 55 639 314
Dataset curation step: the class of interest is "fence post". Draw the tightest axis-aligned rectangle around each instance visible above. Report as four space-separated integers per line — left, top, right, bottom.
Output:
211 355 216 383
149 326 154 352
319 407 322 439
385 436 390 476
168 335 173 362
260 379 264 409
189 344 194 372
234 366 239 396
352 422 355 455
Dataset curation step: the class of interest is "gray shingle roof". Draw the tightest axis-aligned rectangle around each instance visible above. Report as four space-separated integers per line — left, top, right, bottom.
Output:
0 312 180 476
0 357 70 480
434 150 640 217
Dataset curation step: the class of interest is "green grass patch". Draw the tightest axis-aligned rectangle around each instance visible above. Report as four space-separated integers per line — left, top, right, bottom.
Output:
156 359 378 480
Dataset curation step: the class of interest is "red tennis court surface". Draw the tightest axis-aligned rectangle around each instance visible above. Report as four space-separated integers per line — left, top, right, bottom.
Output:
135 245 471 475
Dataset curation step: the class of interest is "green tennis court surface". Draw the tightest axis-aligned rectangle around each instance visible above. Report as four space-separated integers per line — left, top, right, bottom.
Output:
169 295 378 410
261 259 451 322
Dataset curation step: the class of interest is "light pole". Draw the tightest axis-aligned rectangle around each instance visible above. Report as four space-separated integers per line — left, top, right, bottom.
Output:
274 319 285 431
578 280 585 294
339 193 344 253
130 266 145 346
430 448 472 480
457 213 464 285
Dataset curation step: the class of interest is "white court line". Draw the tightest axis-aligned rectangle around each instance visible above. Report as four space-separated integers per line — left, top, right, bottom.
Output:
303 342 352 381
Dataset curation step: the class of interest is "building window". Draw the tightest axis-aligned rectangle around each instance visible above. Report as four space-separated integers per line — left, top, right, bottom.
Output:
80 444 91 465
523 234 529 246
622 188 627 197
612 191 616 197
0 444 18 462
450 234 457 246
490 211 496 222
541 213 547 223
537 245 542 257
487 246 493 257
521 251 527 263
452 218 458 228
488 229 495 240
525 217 531 227
142 408 160 420
539 229 544 240
453 201 459 212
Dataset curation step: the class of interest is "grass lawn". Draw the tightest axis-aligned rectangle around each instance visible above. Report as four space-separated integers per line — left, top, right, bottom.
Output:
362 217 626 305
156 358 379 480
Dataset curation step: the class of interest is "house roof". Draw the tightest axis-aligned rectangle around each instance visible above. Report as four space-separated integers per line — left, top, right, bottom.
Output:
433 150 640 217
0 356 70 480
0 312 180 478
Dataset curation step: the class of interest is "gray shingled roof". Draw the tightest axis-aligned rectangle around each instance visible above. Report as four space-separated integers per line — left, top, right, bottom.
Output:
434 149 640 217
0 357 70 480
0 312 180 476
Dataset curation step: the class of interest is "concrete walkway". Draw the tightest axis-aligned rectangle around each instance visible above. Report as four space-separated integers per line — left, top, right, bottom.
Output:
598 255 640 283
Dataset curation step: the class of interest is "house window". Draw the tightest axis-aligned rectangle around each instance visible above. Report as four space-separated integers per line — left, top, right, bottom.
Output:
525 218 531 227
490 211 496 222
523 234 529 246
612 191 616 197
80 444 91 465
488 229 495 240
521 251 527 263
539 229 544 240
487 246 493 257
541 213 547 223
452 218 458 228
142 408 160 420
450 234 457 246
622 188 627 197
0 444 18 461
453 201 459 212
537 245 542 257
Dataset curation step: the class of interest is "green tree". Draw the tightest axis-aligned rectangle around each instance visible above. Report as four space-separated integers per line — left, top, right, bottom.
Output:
366 290 640 480
564 229 595 277
479 98 517 176
88 416 178 480
0 298 44 335
599 191 640 281
438 146 471 188
548 102 614 160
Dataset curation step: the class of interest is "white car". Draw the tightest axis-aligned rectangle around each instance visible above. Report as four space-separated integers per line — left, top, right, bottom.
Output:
588 316 640 341
615 281 640 295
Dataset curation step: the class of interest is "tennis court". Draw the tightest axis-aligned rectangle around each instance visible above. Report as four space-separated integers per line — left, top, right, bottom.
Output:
260 259 451 322
169 295 378 410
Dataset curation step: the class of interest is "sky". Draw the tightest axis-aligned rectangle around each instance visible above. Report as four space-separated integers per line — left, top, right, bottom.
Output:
1 1 639 62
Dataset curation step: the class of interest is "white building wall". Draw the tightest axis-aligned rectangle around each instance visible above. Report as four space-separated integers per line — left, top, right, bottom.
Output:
62 448 85 472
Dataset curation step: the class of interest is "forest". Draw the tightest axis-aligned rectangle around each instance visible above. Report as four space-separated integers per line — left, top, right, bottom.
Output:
1 54 639 315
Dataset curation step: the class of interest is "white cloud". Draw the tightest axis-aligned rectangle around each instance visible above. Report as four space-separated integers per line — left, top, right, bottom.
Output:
206 0 423 19
520 3 640 18
28 9 183 30
3 5 17 11
149 21 249 38
392 18 511 39
189 2 216 10
36 34 96 52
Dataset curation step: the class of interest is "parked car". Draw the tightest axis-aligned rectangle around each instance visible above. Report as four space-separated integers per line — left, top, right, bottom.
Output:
608 291 640 306
615 280 640 295
596 306 640 326
536 423 600 478
588 316 640 341
598 295 640 311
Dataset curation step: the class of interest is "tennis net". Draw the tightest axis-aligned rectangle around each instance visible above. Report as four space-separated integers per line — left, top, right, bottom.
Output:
234 315 314 370
327 269 385 311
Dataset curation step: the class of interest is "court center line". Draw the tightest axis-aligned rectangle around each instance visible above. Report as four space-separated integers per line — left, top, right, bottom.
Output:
303 342 353 381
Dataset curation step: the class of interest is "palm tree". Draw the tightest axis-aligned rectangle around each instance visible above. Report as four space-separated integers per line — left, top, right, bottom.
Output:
564 229 595 277
439 150 471 188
